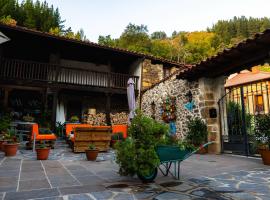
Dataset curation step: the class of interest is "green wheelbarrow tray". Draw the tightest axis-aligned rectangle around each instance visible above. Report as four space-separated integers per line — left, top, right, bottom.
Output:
137 141 215 182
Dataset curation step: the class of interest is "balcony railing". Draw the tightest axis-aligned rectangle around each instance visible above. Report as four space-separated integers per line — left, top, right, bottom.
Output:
0 58 139 90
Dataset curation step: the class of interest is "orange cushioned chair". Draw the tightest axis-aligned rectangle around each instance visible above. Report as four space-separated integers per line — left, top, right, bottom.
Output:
31 123 57 141
112 125 128 138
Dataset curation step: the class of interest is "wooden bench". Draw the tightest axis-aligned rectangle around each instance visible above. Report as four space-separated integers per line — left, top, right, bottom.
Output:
73 126 111 153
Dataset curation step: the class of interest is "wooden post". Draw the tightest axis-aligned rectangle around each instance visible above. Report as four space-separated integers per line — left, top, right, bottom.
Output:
105 93 111 125
3 88 11 109
43 88 48 113
0 46 3 60
51 90 58 131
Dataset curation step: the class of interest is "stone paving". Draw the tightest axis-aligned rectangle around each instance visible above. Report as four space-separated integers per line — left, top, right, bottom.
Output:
0 140 269 200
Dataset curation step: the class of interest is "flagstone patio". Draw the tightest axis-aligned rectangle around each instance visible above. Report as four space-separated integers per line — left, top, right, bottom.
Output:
0 141 269 200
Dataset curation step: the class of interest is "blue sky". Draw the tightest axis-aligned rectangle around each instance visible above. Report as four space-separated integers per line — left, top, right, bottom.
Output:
39 0 270 42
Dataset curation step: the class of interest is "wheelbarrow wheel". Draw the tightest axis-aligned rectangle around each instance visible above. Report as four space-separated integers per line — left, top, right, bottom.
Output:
137 168 158 183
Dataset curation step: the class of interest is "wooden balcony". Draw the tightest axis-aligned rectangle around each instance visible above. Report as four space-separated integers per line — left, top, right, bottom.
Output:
0 58 139 91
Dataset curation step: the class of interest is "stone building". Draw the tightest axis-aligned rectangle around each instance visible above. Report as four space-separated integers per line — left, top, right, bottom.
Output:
141 29 270 155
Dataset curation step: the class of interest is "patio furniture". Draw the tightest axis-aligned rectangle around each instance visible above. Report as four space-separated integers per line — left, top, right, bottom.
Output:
28 123 57 149
137 141 215 182
112 125 128 138
73 126 111 153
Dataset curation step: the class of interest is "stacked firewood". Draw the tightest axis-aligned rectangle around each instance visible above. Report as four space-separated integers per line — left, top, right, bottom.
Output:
83 112 107 126
110 112 128 125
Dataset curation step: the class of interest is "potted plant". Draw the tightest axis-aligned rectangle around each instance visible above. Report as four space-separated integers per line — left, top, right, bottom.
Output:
70 116 80 123
115 111 169 181
36 141 50 160
111 132 124 148
254 114 270 165
186 117 208 154
0 114 11 151
22 114 35 122
3 129 19 157
85 144 99 161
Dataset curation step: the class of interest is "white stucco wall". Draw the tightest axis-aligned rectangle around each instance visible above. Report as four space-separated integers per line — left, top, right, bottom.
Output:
129 59 143 91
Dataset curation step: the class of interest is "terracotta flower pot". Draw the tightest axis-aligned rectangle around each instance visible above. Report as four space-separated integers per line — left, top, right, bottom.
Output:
36 148 50 160
259 149 270 165
85 149 99 161
3 143 19 157
0 140 7 152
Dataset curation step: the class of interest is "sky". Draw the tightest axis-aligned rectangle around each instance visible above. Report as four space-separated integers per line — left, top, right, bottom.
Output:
38 0 270 42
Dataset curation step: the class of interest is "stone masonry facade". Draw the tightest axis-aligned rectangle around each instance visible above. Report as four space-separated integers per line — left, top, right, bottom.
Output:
141 74 226 154
141 74 202 138
141 59 178 90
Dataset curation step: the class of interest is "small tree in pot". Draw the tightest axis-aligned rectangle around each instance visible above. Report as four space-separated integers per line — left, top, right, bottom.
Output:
254 114 270 165
85 144 99 161
36 141 50 160
186 117 208 154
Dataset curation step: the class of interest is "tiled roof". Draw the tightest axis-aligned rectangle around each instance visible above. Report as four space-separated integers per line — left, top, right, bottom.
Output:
225 70 270 88
0 23 186 68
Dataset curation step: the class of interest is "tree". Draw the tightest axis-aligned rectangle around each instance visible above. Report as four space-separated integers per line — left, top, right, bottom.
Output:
98 35 116 46
0 15 17 26
118 23 151 53
151 31 167 40
0 0 64 32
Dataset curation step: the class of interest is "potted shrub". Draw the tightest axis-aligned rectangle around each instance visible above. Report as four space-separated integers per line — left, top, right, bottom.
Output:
115 111 169 181
186 117 208 154
85 144 99 161
254 114 270 165
3 129 19 157
70 116 80 123
36 142 50 160
0 115 11 151
111 132 124 148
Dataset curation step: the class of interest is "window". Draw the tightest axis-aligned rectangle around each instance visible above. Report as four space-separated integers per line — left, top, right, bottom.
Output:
255 95 264 112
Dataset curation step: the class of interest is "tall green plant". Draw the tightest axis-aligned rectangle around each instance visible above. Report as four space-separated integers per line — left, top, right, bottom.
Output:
227 101 253 135
0 114 11 134
115 111 169 177
254 114 270 149
186 117 208 146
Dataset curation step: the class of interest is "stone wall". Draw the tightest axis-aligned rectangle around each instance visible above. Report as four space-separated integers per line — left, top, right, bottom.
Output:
198 77 226 154
141 74 202 138
142 59 163 90
141 59 178 90
141 74 226 154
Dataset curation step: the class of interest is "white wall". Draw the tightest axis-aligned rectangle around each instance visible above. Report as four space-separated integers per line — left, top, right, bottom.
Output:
129 59 143 91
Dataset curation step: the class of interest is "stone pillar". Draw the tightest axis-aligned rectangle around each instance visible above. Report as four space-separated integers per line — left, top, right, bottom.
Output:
199 76 226 154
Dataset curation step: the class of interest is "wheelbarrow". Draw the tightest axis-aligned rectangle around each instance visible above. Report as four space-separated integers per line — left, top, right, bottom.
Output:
137 141 215 182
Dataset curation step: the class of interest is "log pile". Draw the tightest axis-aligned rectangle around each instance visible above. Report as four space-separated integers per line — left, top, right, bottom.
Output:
110 112 128 125
83 112 107 126
83 108 128 125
